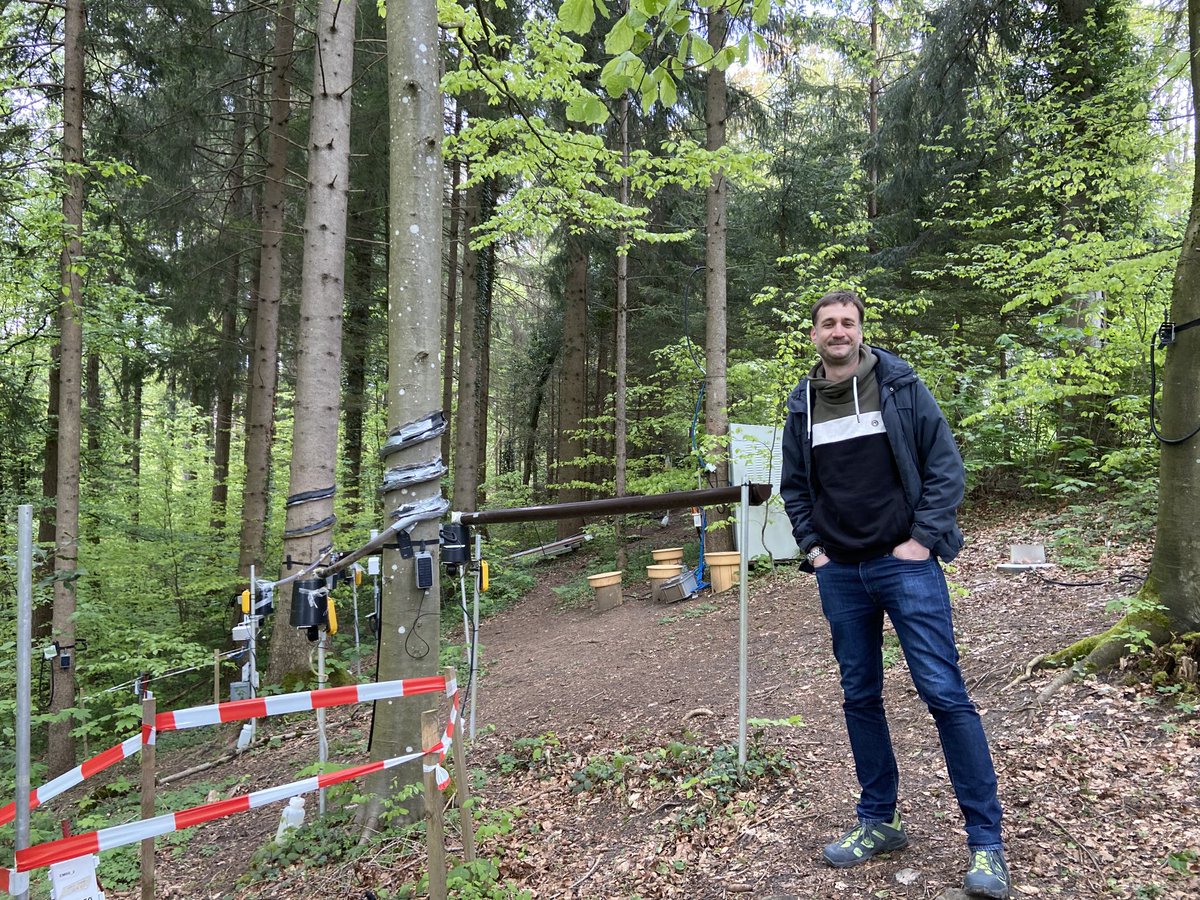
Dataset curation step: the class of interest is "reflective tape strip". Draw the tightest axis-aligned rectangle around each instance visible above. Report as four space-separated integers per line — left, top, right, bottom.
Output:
1 867 29 895
96 812 176 851
1 730 148 827
263 692 316 717
14 746 436 874
249 778 320 810
16 831 99 873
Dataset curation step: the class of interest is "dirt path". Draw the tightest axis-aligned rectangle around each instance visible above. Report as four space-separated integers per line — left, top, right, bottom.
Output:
463 518 1199 899
97 514 1199 900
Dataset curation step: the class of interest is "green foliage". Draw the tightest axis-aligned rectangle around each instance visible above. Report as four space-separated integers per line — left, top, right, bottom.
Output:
657 602 715 625
494 732 562 776
1105 594 1169 655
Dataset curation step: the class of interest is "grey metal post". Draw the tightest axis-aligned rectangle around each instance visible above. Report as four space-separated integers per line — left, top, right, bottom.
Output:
15 504 34 900
738 482 750 769
469 531 481 739
317 628 327 815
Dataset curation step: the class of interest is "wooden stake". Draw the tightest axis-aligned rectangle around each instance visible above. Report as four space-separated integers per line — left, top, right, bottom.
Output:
422 709 446 900
444 666 475 863
140 695 156 900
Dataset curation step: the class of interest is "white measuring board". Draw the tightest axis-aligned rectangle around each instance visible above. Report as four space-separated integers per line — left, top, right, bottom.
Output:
728 423 799 561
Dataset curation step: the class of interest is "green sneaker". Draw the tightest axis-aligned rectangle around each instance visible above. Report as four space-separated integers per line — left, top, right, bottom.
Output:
964 847 1011 899
822 812 909 868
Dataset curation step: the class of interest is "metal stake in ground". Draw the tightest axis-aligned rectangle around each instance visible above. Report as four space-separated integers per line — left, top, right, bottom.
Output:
738 482 750 769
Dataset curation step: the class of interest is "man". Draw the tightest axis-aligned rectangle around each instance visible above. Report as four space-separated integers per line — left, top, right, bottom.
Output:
779 289 1010 899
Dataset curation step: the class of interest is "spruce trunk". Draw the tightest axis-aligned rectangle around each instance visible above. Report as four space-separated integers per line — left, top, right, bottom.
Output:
270 0 356 684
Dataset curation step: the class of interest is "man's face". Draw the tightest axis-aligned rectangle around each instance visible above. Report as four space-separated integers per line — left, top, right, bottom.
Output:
810 301 863 368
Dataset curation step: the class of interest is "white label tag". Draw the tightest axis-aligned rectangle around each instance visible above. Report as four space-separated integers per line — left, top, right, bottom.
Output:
49 854 105 900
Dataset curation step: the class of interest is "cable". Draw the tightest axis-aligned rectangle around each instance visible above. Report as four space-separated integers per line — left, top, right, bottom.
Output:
1148 315 1200 445
1033 570 1147 589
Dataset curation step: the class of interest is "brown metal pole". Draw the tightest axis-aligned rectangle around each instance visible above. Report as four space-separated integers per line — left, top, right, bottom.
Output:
453 482 771 526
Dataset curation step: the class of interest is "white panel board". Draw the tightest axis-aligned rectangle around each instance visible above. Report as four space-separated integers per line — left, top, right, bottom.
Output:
729 423 800 560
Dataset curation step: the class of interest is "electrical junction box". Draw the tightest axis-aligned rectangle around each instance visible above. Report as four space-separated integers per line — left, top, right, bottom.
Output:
367 555 380 576
230 680 252 702
231 623 252 642
729 423 800 561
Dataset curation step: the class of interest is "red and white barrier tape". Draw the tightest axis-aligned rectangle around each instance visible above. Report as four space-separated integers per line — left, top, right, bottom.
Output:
0 868 27 895
14 691 459 876
2 676 451 828
2 675 456 889
0 727 153 828
156 674 450 732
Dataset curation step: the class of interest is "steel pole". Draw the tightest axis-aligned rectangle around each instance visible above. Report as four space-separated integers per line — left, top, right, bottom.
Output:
737 483 750 769
469 531 481 739
15 505 33 900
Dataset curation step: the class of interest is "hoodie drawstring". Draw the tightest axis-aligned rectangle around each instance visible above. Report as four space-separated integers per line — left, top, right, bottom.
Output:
806 382 812 439
852 376 861 422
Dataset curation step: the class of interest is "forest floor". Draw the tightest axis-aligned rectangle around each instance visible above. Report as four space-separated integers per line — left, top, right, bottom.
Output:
95 506 1199 900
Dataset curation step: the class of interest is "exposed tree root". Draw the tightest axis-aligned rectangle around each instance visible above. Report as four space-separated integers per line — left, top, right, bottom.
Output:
1034 610 1174 704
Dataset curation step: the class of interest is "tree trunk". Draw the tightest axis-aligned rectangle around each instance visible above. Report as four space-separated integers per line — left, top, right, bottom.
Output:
49 0 86 777
35 346 60 639
703 7 732 553
452 182 483 511
212 98 249 534
1149 0 1200 633
556 231 588 539
475 234 494 507
614 93 630 569
343 202 376 521
85 350 100 460
369 0 443 813
441 106 463 465
269 0 356 685
238 0 296 577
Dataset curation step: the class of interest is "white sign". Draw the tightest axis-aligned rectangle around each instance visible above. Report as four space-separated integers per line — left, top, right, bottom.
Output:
49 854 105 900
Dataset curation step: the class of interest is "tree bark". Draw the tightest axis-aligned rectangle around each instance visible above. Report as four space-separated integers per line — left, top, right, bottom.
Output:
703 7 732 553
452 182 483 511
441 106 463 465
49 0 86 777
475 234 494 507
269 0 356 685
212 96 249 534
342 205 375 521
369 0 443 814
238 0 297 577
556 231 588 539
1149 0 1200 633
614 94 630 569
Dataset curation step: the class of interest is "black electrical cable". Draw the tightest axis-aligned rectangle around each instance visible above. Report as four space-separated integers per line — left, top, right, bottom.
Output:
1033 569 1148 589
1148 316 1200 445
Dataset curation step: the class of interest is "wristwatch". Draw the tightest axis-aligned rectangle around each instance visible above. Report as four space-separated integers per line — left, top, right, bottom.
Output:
806 546 826 564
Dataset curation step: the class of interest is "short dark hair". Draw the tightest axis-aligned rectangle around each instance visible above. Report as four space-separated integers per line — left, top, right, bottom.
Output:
811 289 865 326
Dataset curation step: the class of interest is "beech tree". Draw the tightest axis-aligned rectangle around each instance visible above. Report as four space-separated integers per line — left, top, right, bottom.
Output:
364 0 444 814
1147 0 1200 636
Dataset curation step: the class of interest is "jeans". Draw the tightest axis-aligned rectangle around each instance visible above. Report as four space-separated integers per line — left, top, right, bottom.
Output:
815 553 1003 848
